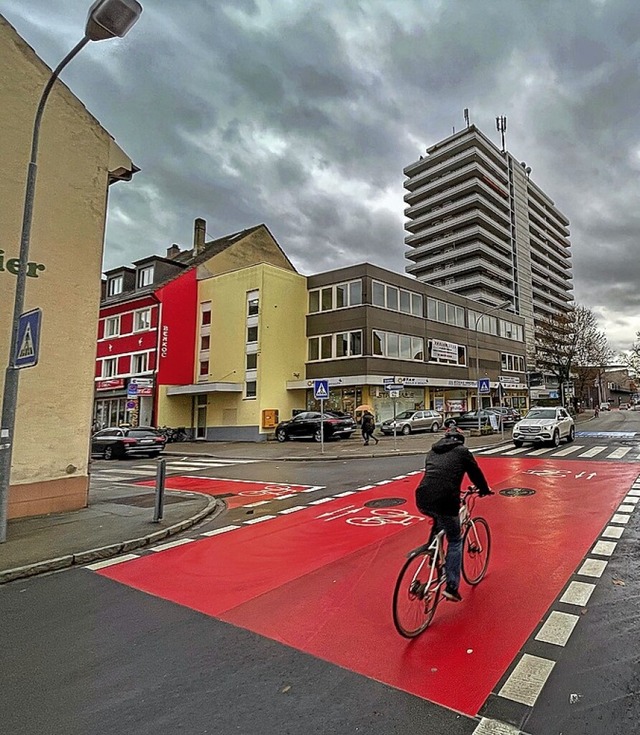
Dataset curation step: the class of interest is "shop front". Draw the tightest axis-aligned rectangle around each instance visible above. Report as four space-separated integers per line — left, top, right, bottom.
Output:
94 378 156 429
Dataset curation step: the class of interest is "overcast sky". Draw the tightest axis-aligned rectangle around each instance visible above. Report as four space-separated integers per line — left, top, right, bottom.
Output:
5 0 640 351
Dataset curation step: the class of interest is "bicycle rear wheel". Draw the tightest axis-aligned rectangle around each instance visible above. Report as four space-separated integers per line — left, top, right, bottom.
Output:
392 552 441 638
461 517 491 585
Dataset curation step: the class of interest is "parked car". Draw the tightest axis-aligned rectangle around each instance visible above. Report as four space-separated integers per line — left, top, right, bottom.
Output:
619 403 629 410
512 406 575 448
599 402 611 411
275 411 356 442
451 410 496 429
91 427 167 460
380 409 443 435
486 407 521 427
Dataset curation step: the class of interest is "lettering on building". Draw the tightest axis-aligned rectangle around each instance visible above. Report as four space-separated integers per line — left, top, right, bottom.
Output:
0 250 46 278
161 325 169 358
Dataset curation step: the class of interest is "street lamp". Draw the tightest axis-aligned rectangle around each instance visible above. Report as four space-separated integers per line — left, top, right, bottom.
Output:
0 0 143 543
474 300 512 433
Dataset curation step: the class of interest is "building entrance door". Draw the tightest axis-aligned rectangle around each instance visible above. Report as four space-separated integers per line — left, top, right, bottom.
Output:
196 395 207 439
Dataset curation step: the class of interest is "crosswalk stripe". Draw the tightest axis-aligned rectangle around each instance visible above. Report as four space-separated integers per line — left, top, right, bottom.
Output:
550 445 584 457
96 468 154 475
502 447 530 456
478 445 510 455
578 446 607 458
527 447 554 456
607 447 631 459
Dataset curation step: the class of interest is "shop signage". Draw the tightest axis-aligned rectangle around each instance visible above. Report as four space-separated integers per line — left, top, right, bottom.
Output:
96 378 125 391
161 325 169 358
0 250 46 279
430 339 459 362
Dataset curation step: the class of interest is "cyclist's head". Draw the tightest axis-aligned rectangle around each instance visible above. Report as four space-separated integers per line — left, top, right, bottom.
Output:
443 417 457 429
444 426 465 444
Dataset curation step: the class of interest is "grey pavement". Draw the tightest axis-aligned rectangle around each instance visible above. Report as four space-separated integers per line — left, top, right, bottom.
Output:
0 413 593 584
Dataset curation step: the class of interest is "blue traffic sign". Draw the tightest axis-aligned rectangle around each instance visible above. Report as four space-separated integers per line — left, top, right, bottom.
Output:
478 378 490 394
313 379 329 400
14 308 42 369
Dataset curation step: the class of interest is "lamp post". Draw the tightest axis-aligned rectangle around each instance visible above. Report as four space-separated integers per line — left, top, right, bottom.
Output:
0 0 143 543
474 300 511 433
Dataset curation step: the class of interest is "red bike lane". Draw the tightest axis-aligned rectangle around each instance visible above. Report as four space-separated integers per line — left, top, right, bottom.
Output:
98 458 638 716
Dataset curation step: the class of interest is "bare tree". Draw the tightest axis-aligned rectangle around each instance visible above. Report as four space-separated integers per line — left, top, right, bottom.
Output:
619 332 640 377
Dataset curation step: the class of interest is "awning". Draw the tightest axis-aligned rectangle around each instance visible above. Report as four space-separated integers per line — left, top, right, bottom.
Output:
166 382 242 396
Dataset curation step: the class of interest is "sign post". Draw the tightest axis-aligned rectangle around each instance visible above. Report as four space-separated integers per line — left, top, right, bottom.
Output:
477 377 490 433
313 380 329 454
385 378 404 451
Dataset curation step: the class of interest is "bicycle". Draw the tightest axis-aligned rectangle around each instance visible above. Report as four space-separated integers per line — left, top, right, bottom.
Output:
392 486 492 638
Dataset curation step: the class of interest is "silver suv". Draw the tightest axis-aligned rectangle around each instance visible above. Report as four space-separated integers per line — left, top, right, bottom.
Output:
381 410 443 435
513 406 575 448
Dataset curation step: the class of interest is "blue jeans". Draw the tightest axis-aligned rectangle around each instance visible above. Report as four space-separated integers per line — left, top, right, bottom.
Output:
427 513 462 591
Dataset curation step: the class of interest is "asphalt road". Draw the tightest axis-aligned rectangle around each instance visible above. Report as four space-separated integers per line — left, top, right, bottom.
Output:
3 409 640 735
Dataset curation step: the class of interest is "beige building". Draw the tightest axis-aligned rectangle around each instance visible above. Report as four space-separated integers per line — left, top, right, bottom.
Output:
0 16 136 518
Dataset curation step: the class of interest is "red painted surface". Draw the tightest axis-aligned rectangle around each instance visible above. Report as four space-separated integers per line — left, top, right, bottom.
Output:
156 269 197 386
99 459 639 715
136 476 316 509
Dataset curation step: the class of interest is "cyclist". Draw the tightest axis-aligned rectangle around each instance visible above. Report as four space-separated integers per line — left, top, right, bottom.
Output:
415 423 493 602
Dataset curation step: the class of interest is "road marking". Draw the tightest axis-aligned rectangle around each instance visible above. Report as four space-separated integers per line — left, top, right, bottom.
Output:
592 540 617 556
85 554 140 570
607 447 632 459
560 581 595 606
577 558 607 577
335 490 356 497
150 538 195 552
97 468 153 475
611 513 631 524
502 447 530 456
309 497 334 505
578 446 607 458
273 494 297 500
551 445 584 457
473 718 522 735
279 506 306 514
602 526 624 539
244 500 270 508
527 446 554 456
357 484 376 491
623 495 639 504
628 489 640 496
535 611 579 647
202 525 240 536
478 445 510 455
618 503 636 513
498 653 555 706
243 515 277 524
301 486 325 493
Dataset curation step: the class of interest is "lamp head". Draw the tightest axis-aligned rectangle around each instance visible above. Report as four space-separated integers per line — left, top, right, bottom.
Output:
86 0 143 41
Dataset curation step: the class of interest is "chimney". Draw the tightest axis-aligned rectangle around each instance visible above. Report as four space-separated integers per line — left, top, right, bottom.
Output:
193 218 207 255
166 244 181 259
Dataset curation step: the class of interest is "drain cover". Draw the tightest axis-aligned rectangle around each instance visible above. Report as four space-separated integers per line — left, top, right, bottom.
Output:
499 488 536 497
364 497 407 508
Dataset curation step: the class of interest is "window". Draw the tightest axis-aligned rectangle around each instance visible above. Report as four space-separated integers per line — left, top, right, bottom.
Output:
349 281 362 305
245 381 257 399
320 335 332 359
428 339 467 366
246 353 257 370
134 308 151 332
308 280 363 313
308 339 319 361
372 330 424 361
201 303 211 326
501 353 526 372
321 287 333 311
247 291 259 316
372 281 385 307
137 265 154 288
307 331 363 361
335 331 363 358
107 276 123 296
499 319 523 341
102 357 117 377
132 353 148 373
199 360 209 377
104 316 120 338
309 291 320 313
247 326 258 343
200 335 210 351
386 286 399 311
427 297 465 327
372 281 423 316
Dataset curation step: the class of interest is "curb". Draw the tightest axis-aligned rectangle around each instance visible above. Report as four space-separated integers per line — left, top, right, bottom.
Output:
0 492 223 586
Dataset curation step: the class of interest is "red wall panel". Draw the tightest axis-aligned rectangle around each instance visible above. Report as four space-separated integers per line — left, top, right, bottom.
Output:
156 270 197 386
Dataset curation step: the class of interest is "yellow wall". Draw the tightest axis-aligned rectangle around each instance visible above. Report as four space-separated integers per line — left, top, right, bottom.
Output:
0 17 134 517
190 264 307 435
156 386 192 428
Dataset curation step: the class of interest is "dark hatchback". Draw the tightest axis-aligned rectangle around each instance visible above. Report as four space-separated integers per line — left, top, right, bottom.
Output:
451 410 496 429
275 411 356 442
91 427 166 460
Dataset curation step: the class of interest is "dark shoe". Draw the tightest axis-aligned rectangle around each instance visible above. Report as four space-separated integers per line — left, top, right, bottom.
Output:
374 437 379 444
443 586 462 603
364 441 369 446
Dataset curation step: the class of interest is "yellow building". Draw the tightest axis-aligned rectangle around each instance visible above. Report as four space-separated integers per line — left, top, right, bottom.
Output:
158 254 308 440
0 16 136 518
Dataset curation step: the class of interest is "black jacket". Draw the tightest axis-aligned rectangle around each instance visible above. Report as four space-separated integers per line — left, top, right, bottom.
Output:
415 435 490 516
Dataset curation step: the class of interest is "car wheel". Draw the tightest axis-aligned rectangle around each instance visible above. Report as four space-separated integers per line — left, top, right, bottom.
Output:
513 440 523 448
551 430 560 448
276 429 288 443
314 429 323 442
103 445 114 460
430 422 439 432
401 425 411 436
566 426 575 443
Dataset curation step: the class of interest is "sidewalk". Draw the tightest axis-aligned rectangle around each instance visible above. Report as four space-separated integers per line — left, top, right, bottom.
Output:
0 413 593 584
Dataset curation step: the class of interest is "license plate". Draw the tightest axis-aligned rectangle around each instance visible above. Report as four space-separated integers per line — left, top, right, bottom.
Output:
140 439 153 444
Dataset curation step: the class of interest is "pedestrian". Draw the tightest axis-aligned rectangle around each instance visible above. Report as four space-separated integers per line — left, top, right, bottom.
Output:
361 410 378 446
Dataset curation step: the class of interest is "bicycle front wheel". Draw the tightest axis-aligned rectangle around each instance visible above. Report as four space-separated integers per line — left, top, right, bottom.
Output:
392 552 441 638
461 517 491 585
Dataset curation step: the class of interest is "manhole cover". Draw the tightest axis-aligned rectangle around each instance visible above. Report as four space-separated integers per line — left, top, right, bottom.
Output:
364 497 407 508
499 488 536 497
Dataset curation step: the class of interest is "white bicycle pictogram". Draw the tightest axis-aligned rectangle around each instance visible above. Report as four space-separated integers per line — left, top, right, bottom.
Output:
523 469 571 477
238 484 297 497
346 508 424 527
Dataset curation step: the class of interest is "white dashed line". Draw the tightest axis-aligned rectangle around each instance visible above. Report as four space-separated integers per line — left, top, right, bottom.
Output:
85 554 140 570
243 515 277 524
357 485 375 491
150 538 195 552
601 526 624 539
243 500 270 508
535 611 580 647
611 513 631 524
592 540 617 556
202 525 241 536
498 654 555 706
279 506 306 514
618 503 636 514
560 581 595 606
473 718 522 734
577 558 608 577
623 495 639 504
335 490 356 497
309 497 334 505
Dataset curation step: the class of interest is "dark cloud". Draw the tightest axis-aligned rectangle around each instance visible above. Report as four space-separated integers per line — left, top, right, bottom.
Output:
4 0 640 351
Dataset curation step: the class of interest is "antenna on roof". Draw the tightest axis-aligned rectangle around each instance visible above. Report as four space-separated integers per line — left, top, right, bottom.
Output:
496 115 507 152
464 108 470 128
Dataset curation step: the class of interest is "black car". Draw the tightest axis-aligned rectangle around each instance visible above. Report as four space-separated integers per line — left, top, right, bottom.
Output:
451 410 495 429
275 411 356 442
487 407 521 427
91 427 167 460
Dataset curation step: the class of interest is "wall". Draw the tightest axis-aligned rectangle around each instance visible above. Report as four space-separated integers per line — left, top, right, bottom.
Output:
0 17 134 517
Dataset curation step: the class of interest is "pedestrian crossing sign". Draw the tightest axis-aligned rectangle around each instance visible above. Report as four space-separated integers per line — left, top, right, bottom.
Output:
478 378 490 394
14 308 42 369
313 379 329 400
